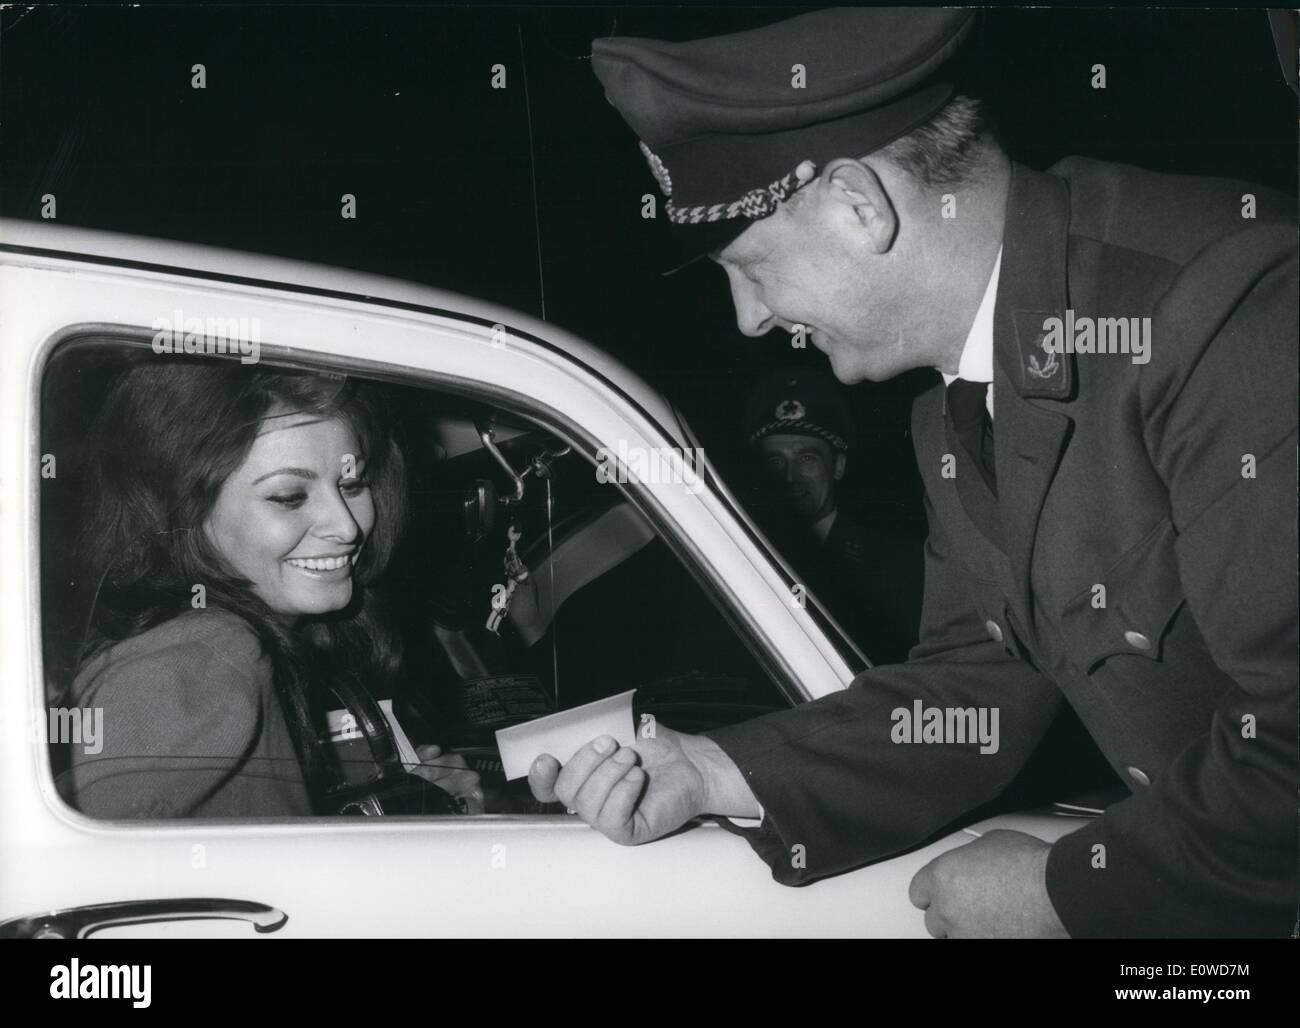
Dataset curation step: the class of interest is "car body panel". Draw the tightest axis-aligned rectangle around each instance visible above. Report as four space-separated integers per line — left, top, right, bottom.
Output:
0 220 1086 936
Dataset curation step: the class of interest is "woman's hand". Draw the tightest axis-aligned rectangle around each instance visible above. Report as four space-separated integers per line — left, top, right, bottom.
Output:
412 744 485 814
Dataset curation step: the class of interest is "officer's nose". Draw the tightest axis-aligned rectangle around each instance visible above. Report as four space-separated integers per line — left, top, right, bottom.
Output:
725 268 775 338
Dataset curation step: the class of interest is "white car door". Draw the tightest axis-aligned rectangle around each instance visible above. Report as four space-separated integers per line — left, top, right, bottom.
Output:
0 228 1081 937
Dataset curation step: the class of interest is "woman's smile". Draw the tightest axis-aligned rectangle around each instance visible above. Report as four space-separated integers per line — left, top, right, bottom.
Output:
284 552 358 575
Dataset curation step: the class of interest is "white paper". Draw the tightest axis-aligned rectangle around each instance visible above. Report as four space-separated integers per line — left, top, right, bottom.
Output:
326 700 423 773
378 698 422 772
495 689 637 781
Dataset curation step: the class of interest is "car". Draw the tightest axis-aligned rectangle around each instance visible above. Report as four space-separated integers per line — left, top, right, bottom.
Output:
0 218 1088 937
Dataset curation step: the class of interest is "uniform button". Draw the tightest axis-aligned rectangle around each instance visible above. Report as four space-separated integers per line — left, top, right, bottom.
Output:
985 620 1003 643
1124 630 1152 651
1126 766 1151 787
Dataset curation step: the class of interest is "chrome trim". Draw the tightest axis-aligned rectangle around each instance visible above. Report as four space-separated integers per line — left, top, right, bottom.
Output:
0 899 288 938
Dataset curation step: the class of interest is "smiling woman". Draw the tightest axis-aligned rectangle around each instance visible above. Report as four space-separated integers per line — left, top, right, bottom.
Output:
205 408 377 622
62 360 480 818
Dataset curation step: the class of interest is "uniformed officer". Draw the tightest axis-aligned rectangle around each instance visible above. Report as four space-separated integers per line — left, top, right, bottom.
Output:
529 8 1298 937
743 367 921 663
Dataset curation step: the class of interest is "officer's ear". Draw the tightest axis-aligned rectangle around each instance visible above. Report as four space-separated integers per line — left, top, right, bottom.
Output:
833 452 847 481
820 157 898 253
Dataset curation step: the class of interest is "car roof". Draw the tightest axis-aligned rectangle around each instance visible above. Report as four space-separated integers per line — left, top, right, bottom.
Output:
0 217 687 446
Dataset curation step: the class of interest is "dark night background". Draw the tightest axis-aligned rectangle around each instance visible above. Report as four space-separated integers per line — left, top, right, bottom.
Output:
2 4 1294 516
6 5 1295 811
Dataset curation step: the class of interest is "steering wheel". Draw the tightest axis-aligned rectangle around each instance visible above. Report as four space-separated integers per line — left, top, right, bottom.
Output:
325 678 462 816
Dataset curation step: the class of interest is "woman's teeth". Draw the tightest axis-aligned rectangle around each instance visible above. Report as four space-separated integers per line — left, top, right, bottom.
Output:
286 555 352 571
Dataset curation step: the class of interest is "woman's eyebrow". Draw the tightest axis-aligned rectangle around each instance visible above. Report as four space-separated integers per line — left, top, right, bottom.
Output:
252 467 317 485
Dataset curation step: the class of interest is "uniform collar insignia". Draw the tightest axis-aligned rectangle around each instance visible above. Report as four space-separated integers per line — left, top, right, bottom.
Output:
1013 309 1072 399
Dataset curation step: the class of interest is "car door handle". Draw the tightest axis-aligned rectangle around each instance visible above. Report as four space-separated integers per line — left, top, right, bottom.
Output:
0 898 288 938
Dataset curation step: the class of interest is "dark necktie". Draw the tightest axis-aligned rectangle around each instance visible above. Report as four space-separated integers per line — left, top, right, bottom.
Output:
946 378 996 495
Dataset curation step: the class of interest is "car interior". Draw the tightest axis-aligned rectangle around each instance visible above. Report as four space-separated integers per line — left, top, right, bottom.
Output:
39 337 793 818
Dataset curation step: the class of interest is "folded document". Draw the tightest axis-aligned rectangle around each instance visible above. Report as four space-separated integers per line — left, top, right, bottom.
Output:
495 689 637 781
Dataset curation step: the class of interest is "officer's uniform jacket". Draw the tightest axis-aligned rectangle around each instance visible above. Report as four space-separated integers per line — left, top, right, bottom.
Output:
707 156 1298 937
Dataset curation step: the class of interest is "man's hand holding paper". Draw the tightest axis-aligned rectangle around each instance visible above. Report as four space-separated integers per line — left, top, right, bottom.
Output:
502 690 760 845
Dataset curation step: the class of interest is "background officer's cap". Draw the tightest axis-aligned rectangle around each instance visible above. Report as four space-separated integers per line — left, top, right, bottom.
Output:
744 367 853 455
592 8 974 268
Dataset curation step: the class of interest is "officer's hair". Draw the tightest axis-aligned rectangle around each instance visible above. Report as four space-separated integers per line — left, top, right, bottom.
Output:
873 95 994 189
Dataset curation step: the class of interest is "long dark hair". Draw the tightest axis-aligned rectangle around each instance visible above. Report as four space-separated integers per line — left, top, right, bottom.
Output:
73 359 408 803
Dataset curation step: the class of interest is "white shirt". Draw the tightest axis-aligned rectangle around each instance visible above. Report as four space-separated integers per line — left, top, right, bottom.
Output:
940 247 1002 420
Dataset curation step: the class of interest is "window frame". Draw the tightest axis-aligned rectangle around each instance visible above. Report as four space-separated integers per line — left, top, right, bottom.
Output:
34 315 854 826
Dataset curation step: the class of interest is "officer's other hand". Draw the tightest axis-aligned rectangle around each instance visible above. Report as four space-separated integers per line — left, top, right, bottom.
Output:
528 726 708 845
909 829 1070 938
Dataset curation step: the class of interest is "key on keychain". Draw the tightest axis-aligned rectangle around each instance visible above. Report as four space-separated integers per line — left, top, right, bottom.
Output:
486 521 528 634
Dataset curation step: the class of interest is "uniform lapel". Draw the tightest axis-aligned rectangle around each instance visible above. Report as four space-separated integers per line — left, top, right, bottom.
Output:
992 163 1075 632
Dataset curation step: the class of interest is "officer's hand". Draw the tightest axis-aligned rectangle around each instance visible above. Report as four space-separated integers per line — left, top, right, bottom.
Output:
528 727 708 845
909 829 1070 938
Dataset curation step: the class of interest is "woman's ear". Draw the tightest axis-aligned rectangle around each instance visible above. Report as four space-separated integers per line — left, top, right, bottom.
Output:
821 157 898 252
